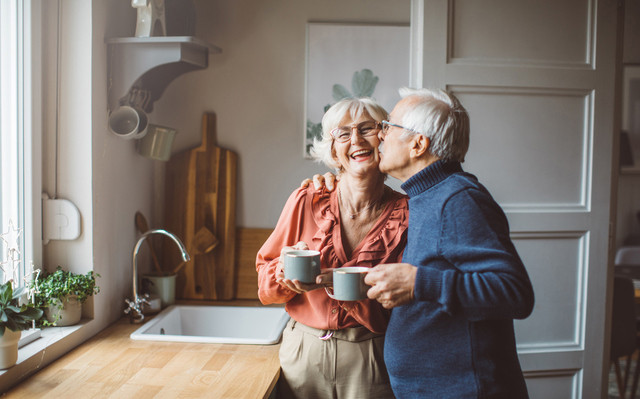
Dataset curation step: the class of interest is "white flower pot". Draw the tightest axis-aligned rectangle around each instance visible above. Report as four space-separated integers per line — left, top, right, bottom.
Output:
45 295 82 326
0 329 21 369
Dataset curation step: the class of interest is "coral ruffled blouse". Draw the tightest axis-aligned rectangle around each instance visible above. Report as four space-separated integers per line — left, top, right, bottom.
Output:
256 186 408 334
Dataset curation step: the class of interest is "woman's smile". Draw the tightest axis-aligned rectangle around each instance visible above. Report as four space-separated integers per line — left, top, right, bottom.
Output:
350 149 373 161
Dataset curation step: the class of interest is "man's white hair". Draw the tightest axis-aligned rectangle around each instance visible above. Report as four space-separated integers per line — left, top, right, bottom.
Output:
398 87 470 163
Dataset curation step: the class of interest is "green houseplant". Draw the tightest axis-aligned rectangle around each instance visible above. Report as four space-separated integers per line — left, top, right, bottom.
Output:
0 280 43 369
31 267 100 327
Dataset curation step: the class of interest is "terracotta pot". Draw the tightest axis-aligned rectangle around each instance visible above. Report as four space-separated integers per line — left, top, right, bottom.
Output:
0 329 21 369
45 295 82 326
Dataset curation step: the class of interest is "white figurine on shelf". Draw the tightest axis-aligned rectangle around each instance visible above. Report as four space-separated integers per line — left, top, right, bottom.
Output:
132 0 166 37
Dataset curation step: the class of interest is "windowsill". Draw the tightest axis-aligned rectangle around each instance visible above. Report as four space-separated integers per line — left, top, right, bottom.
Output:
0 319 92 392
18 328 41 348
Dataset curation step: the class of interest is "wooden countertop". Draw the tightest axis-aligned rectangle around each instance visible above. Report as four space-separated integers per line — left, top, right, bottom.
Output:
4 317 281 398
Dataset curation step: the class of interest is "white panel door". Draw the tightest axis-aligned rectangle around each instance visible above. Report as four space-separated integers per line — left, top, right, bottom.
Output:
411 0 618 397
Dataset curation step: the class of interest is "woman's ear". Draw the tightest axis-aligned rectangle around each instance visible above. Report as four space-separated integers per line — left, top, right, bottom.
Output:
330 144 343 170
331 144 338 162
410 135 430 158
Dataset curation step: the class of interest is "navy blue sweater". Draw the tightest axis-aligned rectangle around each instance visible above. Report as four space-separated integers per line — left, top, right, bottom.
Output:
385 160 534 399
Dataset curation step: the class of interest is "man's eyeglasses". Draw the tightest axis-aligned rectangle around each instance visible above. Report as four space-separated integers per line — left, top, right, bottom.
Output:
331 121 381 143
381 120 420 136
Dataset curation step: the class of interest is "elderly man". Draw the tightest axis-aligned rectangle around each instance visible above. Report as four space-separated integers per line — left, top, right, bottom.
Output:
358 87 534 398
305 88 534 398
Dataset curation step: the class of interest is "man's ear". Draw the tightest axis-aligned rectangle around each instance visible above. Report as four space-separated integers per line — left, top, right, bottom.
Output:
410 135 430 158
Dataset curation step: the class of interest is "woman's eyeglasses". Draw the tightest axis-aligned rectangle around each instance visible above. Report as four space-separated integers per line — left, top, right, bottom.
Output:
330 121 381 143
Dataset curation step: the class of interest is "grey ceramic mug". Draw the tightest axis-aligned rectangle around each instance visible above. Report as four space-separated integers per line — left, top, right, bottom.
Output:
326 267 369 301
283 250 321 283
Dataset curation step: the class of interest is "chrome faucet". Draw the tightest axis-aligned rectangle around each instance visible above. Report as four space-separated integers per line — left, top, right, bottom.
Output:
124 229 190 323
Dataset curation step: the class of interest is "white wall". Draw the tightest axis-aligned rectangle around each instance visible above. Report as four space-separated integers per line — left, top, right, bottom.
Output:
91 0 155 325
41 0 410 333
42 0 153 335
150 0 411 228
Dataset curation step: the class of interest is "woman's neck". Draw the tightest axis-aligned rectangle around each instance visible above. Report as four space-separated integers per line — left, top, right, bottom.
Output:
338 174 386 214
336 173 388 256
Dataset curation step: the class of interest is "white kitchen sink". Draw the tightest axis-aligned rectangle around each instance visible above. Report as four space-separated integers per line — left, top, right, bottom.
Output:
130 305 289 345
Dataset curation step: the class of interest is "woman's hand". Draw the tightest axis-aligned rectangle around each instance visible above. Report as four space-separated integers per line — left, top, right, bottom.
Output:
280 269 333 294
275 242 329 294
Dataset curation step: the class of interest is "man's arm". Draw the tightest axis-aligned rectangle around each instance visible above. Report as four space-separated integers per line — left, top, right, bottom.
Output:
366 189 534 320
414 189 534 320
300 172 338 191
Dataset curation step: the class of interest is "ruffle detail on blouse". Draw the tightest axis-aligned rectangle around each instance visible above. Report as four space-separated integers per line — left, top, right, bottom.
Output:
308 187 408 268
355 192 408 266
308 188 342 267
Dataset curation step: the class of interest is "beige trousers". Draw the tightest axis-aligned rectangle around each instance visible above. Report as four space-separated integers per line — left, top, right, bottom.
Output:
277 319 395 399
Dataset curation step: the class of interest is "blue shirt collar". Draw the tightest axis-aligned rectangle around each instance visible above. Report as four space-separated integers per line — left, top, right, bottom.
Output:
401 160 463 198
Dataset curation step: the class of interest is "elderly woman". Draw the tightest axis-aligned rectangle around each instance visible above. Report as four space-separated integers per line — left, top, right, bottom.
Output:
256 97 408 399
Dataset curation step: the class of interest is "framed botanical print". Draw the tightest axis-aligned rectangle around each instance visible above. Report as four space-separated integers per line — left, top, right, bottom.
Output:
304 23 410 158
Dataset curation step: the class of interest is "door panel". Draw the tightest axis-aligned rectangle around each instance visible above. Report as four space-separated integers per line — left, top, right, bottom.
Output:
450 0 591 66
459 88 590 208
525 371 580 399
513 234 586 348
411 0 617 397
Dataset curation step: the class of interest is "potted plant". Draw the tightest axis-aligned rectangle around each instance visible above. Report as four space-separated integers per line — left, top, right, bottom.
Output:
31 267 100 327
0 280 43 369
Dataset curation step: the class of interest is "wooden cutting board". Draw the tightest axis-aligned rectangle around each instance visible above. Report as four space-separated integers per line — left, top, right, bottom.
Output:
164 112 237 300
234 228 274 300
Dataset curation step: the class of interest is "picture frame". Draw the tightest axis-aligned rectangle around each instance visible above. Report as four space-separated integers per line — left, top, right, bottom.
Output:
303 22 410 158
623 65 640 167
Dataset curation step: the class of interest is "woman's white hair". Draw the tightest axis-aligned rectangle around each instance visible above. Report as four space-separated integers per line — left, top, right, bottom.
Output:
398 87 470 163
309 97 388 171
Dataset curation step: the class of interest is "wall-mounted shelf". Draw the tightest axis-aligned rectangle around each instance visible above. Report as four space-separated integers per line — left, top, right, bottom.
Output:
106 36 221 113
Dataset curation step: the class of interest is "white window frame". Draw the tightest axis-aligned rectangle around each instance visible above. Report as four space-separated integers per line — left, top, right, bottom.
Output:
0 1 87 389
0 0 42 286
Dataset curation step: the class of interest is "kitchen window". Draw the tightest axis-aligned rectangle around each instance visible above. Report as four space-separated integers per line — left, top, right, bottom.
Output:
0 0 42 286
0 1 101 391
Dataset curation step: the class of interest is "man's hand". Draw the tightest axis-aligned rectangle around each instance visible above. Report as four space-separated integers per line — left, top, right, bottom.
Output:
300 172 339 191
365 263 418 309
275 242 330 294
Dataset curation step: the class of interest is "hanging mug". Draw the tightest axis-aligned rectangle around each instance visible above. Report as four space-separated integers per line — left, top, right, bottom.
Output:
108 105 148 140
137 124 177 161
